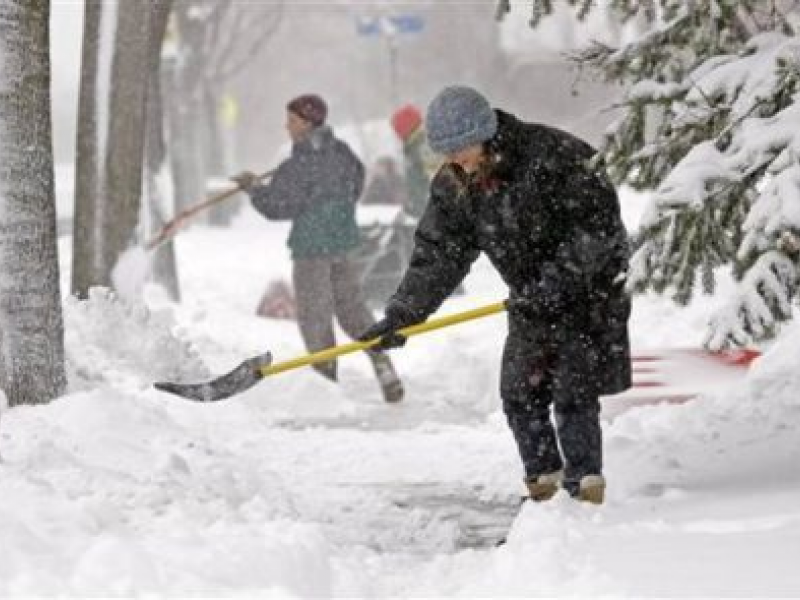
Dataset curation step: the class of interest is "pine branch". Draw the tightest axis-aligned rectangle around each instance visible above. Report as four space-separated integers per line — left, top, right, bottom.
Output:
522 0 800 345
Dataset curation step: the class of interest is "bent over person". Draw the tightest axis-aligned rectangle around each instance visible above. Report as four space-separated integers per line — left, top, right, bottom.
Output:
361 86 631 502
234 94 403 403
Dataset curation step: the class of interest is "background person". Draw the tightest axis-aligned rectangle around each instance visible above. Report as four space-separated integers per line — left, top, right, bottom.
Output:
234 94 404 403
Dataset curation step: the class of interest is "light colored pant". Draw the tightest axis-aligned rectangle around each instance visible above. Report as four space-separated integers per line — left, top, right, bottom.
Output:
292 255 376 380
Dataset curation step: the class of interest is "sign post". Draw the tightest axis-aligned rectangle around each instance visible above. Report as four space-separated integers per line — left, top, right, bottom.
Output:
355 14 424 108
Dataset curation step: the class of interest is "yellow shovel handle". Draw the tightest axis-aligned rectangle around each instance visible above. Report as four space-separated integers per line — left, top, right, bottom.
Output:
259 301 507 377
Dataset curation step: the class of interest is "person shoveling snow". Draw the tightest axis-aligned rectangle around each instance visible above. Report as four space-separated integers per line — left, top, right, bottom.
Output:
231 94 403 403
361 86 632 505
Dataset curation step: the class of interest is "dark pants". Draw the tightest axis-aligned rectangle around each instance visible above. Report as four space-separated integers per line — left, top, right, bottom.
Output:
292 254 377 380
500 331 602 494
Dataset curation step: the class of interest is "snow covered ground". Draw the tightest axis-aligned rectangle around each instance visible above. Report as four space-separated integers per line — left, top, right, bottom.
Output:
1 190 799 597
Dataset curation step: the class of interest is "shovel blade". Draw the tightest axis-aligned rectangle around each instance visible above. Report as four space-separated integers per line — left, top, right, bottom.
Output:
154 352 272 402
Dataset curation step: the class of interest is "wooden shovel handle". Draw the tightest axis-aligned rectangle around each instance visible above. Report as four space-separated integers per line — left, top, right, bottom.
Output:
145 169 274 250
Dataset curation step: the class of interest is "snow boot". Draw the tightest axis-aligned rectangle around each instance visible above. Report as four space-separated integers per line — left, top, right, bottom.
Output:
525 471 563 502
367 351 404 403
577 475 605 505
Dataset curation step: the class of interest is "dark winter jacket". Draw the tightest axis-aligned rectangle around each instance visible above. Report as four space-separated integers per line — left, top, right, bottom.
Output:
388 110 632 395
250 126 364 259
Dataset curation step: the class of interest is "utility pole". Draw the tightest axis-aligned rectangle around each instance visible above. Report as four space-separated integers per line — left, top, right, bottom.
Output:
385 25 399 109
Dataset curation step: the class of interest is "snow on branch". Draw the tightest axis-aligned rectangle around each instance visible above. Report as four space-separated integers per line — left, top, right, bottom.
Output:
625 30 800 343
705 250 798 349
687 33 800 123
650 142 740 213
519 0 800 346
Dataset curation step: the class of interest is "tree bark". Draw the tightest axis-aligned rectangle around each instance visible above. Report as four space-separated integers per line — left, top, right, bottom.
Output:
104 1 151 284
71 0 100 298
167 2 207 214
0 0 67 406
146 0 181 300
71 0 151 297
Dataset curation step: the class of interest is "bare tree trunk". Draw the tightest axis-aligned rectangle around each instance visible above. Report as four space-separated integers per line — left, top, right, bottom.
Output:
71 0 151 298
203 85 241 226
146 0 172 175
104 2 151 282
71 0 101 298
146 0 181 300
0 0 67 406
166 3 208 214
163 70 206 214
203 85 224 176
165 0 282 221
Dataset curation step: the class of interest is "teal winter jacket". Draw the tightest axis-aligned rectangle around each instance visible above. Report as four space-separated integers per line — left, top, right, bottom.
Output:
249 126 364 259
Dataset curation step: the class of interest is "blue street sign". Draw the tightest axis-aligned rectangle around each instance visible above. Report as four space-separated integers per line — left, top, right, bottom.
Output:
356 14 425 37
356 17 381 36
390 14 424 34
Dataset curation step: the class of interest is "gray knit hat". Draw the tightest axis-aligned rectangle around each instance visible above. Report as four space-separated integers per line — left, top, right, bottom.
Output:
425 86 498 155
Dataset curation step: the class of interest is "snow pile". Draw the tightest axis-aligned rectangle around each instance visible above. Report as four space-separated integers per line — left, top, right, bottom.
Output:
0 386 325 596
63 287 210 391
111 245 153 301
387 497 622 597
466 324 800 597
747 320 800 403
608 320 800 501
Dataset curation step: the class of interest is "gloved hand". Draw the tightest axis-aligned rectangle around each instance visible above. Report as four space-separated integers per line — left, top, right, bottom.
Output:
230 170 258 191
358 303 420 350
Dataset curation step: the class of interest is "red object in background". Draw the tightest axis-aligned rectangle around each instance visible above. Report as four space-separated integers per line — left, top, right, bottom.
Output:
391 104 423 141
602 347 762 420
256 279 296 320
702 347 761 366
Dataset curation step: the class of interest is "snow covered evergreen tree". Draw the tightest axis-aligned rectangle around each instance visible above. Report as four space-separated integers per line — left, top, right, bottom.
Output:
0 0 67 406
502 0 800 349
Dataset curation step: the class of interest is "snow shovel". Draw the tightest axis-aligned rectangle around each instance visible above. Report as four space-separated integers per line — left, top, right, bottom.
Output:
153 300 507 402
144 168 275 251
